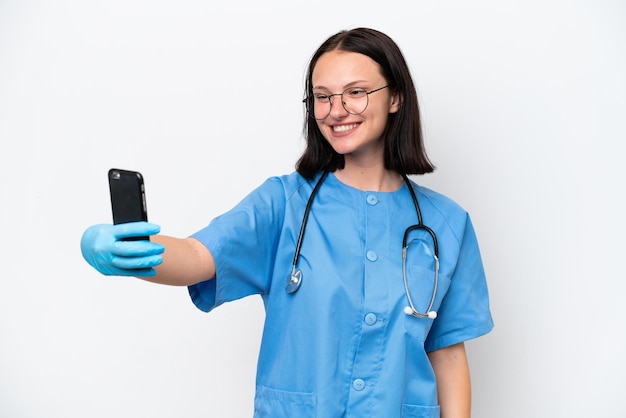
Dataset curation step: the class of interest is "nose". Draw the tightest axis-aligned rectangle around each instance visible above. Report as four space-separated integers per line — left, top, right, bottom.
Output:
328 93 349 118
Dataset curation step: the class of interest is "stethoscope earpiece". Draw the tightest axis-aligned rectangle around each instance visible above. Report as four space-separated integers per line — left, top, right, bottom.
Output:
404 306 437 319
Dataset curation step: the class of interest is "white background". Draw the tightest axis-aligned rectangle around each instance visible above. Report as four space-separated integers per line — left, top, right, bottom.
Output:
1 0 625 417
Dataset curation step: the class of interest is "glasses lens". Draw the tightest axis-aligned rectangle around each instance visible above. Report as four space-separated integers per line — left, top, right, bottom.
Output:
342 88 369 115
304 95 331 120
314 98 331 120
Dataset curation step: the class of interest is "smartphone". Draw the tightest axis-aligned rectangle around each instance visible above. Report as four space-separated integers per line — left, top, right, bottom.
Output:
108 168 149 241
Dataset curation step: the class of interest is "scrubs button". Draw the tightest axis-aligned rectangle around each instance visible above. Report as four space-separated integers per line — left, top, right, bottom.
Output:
353 378 365 391
366 251 378 261
365 313 377 326
366 195 378 205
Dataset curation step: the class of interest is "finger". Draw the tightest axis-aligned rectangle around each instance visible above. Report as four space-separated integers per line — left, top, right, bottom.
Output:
112 222 161 240
112 240 165 257
111 254 163 270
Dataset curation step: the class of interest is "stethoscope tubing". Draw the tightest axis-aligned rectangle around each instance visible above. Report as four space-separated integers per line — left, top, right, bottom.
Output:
402 173 440 318
286 171 329 293
290 170 329 271
287 171 439 320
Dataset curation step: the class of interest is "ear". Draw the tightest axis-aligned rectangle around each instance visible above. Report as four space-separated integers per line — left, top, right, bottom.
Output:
389 92 401 114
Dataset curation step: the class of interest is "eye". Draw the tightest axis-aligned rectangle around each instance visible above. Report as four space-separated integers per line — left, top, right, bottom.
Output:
345 88 367 98
314 93 330 103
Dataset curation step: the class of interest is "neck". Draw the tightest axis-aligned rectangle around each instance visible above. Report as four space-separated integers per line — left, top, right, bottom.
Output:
333 161 403 192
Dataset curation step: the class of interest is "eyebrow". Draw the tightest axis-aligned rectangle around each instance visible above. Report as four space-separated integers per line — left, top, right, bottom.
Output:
312 80 372 91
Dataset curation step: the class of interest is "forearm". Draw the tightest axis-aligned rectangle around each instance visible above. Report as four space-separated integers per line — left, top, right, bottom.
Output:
140 235 216 286
428 342 471 418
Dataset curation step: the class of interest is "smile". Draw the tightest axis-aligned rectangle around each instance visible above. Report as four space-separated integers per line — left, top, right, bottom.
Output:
332 123 359 133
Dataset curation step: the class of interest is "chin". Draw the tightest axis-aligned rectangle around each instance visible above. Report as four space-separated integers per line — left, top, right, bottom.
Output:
327 139 358 155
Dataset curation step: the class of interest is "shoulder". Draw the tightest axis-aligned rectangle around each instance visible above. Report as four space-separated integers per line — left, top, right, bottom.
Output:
263 171 323 201
410 180 467 217
242 172 303 199
408 179 473 243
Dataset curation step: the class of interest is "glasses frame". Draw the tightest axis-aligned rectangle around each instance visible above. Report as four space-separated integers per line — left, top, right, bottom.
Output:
303 85 389 120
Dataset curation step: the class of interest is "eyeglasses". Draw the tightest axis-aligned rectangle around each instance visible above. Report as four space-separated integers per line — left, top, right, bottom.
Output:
303 85 389 120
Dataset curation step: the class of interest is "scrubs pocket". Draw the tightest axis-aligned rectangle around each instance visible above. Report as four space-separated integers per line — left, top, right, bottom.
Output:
402 403 440 418
404 313 432 343
254 385 316 418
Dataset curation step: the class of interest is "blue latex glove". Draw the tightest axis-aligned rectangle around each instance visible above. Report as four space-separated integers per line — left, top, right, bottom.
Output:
80 222 164 277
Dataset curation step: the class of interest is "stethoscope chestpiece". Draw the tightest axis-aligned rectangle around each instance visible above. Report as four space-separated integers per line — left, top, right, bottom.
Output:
286 268 303 294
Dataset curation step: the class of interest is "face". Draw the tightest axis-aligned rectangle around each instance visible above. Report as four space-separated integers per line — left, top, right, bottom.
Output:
311 50 399 164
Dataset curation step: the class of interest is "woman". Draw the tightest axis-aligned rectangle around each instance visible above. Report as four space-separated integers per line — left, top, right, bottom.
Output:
81 27 493 418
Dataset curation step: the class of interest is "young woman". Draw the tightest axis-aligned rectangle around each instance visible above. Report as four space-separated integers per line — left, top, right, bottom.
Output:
81 27 493 418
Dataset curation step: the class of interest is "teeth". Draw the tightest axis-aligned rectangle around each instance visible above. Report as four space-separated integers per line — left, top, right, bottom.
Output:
333 123 358 133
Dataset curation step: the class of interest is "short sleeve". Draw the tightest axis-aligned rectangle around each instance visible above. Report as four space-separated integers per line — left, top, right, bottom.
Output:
187 177 286 312
424 215 494 352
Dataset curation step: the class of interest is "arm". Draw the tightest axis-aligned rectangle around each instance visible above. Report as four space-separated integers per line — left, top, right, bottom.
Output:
142 235 215 286
428 342 471 418
80 222 215 286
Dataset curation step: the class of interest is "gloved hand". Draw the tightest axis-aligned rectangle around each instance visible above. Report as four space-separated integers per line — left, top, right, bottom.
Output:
80 222 165 277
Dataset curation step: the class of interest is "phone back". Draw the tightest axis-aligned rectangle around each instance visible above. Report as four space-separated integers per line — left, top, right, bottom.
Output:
108 168 148 225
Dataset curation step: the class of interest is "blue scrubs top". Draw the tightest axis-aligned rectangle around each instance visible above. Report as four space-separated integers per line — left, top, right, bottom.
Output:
189 171 493 418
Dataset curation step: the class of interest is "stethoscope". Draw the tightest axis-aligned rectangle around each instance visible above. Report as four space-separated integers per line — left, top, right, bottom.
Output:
286 171 439 319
